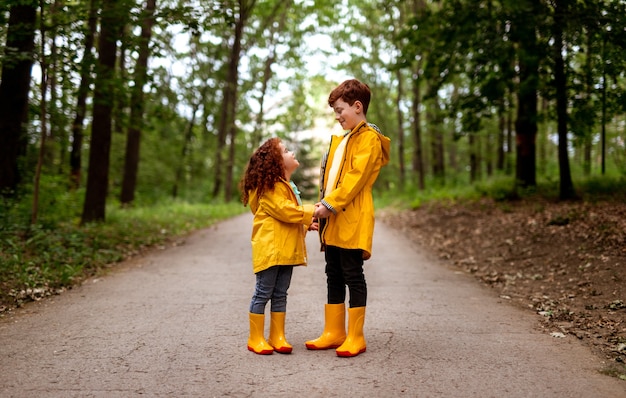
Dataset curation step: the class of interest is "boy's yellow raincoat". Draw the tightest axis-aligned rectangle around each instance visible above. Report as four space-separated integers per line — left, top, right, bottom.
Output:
319 121 391 260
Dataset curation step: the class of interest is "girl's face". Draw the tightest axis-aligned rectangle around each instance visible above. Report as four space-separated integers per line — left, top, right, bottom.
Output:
332 98 363 131
279 142 299 176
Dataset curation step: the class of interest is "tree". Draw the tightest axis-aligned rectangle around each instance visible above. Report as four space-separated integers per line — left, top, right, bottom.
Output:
81 0 126 223
212 0 257 200
70 0 98 189
401 0 501 186
550 0 575 199
511 1 541 189
0 0 38 195
120 0 157 205
248 0 293 149
32 0 53 224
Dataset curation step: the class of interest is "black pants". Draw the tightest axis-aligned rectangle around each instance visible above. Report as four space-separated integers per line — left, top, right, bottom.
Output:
325 245 366 307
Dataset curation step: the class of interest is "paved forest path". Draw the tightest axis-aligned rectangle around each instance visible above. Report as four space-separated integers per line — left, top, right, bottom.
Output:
1 213 625 397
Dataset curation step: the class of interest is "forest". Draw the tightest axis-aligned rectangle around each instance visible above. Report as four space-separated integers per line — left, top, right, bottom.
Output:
1 0 626 311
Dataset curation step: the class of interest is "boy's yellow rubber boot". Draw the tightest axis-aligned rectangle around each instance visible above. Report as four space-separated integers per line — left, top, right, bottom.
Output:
336 306 366 357
305 303 346 350
268 312 293 354
247 313 273 355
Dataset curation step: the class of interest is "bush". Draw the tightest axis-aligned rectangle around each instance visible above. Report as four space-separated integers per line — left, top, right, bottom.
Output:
0 199 246 313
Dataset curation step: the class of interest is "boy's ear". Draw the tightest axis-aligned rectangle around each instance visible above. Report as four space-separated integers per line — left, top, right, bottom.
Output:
354 100 363 113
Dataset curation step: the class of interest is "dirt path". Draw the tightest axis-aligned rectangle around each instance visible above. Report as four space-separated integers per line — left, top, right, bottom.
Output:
1 213 624 397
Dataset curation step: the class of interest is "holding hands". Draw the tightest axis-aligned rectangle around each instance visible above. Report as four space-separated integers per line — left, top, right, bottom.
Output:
307 203 330 231
313 202 332 219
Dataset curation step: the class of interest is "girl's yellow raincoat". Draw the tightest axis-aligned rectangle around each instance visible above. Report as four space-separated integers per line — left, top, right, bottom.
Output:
319 121 391 260
248 179 315 274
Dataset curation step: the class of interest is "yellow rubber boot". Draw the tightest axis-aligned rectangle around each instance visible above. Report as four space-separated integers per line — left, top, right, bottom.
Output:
305 303 346 350
268 312 293 354
336 306 366 357
247 313 273 355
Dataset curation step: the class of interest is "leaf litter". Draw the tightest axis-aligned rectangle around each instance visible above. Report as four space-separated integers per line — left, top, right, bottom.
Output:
380 198 626 375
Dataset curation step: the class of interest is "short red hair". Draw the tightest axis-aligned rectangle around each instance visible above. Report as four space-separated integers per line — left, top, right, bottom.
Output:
328 79 371 115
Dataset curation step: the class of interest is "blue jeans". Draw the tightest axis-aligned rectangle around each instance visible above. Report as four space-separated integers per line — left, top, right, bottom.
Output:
249 265 294 314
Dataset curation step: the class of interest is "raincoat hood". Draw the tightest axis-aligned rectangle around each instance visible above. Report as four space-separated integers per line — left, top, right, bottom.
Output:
368 122 391 168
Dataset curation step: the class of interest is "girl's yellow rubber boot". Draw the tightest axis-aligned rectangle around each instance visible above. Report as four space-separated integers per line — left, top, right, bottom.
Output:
267 312 293 354
247 313 273 355
305 303 346 350
336 306 366 357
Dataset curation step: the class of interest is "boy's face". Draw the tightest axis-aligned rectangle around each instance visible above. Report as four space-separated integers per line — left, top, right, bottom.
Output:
332 98 364 131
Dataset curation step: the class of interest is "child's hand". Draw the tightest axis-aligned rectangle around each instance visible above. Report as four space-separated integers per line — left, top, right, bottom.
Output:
308 218 319 231
313 203 332 218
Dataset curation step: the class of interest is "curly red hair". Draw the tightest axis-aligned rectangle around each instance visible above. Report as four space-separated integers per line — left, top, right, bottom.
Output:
240 138 286 206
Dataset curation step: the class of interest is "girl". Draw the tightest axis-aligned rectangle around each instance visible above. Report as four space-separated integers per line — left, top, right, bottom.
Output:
240 138 316 354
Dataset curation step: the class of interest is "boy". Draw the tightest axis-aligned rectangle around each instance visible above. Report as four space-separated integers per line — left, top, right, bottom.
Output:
306 79 391 357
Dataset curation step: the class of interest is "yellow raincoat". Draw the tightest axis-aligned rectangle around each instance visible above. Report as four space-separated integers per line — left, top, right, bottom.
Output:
319 121 391 260
248 179 315 274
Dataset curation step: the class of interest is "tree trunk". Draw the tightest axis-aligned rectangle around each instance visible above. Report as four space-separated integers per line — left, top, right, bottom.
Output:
47 0 61 172
409 0 426 190
430 95 445 184
497 110 505 171
120 0 157 206
70 0 98 189
485 130 493 177
250 1 290 150
81 0 124 224
214 1 253 199
172 97 203 199
469 133 478 183
32 0 49 224
600 36 606 175
553 0 576 200
514 6 539 188
0 1 37 195
582 27 593 176
449 84 459 174
538 97 548 176
395 69 406 188
506 91 514 175
411 70 425 190
113 24 129 137
224 123 237 202
251 50 274 149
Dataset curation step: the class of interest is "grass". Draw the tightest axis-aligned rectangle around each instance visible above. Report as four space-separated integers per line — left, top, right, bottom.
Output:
0 200 247 312
375 174 626 210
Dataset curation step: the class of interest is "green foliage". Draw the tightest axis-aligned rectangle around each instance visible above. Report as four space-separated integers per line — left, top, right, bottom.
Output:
377 173 626 215
0 200 246 311
0 175 83 229
377 179 483 210
575 175 626 201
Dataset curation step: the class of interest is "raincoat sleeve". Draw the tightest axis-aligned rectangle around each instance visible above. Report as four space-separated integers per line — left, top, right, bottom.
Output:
259 183 315 228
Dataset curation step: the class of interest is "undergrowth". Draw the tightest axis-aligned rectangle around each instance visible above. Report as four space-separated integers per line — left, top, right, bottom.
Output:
0 200 246 313
376 174 626 210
